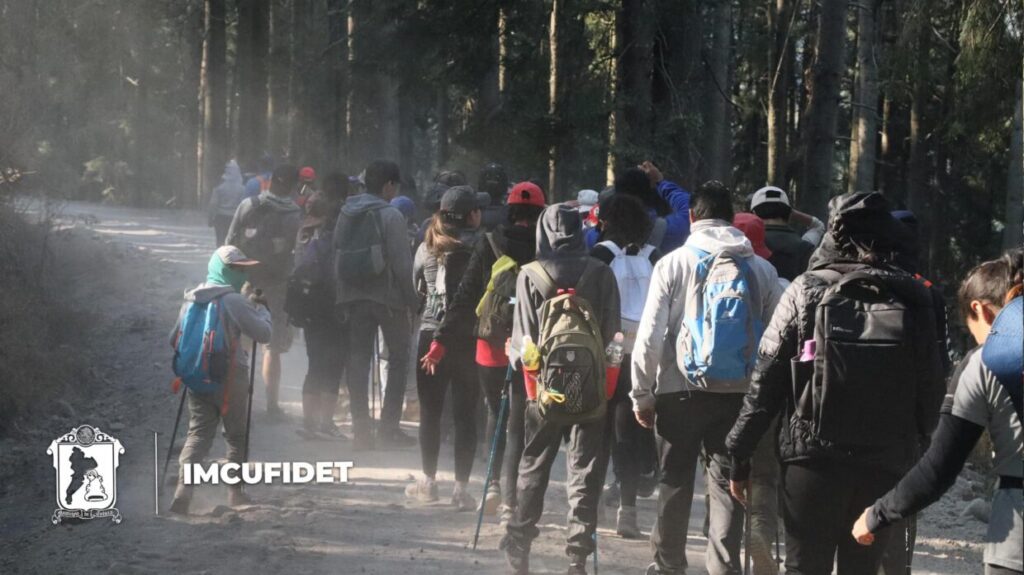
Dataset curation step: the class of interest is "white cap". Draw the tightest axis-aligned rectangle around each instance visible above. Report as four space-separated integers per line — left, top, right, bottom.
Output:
215 245 260 266
576 189 599 212
751 186 790 210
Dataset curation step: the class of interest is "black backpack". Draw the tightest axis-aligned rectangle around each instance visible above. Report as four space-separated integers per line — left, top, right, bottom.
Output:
285 224 335 327
794 267 935 447
336 207 386 284
237 196 292 277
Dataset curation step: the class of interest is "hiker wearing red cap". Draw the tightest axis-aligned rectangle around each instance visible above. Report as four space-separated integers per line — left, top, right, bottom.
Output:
296 166 317 210
423 180 546 523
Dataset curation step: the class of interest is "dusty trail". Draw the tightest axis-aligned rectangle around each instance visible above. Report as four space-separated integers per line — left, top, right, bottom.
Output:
0 201 983 574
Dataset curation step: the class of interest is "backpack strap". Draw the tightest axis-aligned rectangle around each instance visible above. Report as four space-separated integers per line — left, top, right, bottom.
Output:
522 261 557 299
638 244 655 259
649 217 668 248
485 232 503 260
597 240 624 258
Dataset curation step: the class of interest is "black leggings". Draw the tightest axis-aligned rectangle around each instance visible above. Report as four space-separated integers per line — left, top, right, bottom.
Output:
479 363 527 508
302 320 346 397
603 354 657 507
417 331 479 482
783 460 899 575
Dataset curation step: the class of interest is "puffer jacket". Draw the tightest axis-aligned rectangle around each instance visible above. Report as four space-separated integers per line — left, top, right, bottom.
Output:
726 192 946 478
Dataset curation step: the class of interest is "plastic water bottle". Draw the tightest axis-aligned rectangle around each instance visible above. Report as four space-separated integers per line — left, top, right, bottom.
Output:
800 340 816 362
605 332 625 367
522 335 541 372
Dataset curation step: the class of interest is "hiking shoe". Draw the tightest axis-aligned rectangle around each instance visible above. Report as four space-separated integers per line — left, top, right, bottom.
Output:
266 405 288 423
637 470 658 498
228 486 252 507
404 476 439 503
616 505 641 539
603 481 620 507
169 484 193 515
567 557 588 575
452 481 477 512
499 504 515 527
377 427 416 448
319 422 349 440
645 562 685 575
499 534 529 575
479 481 501 516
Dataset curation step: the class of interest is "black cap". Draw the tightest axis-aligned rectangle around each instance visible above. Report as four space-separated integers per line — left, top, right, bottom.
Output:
440 185 490 217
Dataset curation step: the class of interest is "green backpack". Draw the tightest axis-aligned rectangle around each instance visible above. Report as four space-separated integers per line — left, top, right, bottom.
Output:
523 260 607 424
476 233 520 342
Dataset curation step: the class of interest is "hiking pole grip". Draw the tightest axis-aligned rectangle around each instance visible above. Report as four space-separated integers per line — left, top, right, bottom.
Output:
472 364 515 551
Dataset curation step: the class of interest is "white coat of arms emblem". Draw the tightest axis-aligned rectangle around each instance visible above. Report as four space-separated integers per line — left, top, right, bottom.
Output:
47 425 124 524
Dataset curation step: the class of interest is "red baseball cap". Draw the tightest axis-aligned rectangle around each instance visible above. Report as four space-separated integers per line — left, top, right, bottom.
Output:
299 166 316 182
507 181 546 207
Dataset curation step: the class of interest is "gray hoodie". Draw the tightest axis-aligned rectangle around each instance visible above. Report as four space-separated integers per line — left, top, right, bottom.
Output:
630 219 783 410
169 284 273 368
333 193 418 312
208 161 246 219
509 204 620 366
224 191 302 283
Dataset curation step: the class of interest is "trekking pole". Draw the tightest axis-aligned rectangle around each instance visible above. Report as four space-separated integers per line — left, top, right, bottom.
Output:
372 332 380 426
592 530 599 575
905 516 917 575
242 337 258 463
472 364 514 551
160 388 188 490
744 491 753 575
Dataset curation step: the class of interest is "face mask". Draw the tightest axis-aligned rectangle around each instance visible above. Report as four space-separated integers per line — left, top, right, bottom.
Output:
206 254 247 291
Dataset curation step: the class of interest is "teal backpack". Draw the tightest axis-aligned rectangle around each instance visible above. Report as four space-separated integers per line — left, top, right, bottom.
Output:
171 297 235 396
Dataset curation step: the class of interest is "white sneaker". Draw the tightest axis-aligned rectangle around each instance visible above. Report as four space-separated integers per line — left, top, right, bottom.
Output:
451 481 477 512
479 481 501 515
404 476 439 503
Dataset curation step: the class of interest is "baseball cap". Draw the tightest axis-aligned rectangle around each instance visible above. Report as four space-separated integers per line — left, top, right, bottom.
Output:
576 189 599 213
507 181 546 208
299 166 316 182
215 245 260 266
750 186 790 210
390 195 416 219
440 185 490 217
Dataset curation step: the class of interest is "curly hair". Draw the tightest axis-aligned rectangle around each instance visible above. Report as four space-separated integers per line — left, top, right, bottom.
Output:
598 194 652 248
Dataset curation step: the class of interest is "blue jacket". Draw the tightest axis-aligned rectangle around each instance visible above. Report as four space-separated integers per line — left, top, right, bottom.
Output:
585 180 691 253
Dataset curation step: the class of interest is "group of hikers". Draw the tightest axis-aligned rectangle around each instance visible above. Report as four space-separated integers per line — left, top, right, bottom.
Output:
170 155 1022 575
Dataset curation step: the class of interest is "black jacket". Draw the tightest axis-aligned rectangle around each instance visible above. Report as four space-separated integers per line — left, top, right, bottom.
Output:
763 223 815 281
433 223 536 346
726 192 946 478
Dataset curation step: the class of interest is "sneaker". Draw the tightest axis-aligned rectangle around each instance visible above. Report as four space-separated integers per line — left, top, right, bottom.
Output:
567 560 588 575
603 481 620 507
404 476 439 503
479 481 501 516
451 481 477 512
168 484 193 515
499 534 529 575
377 427 416 448
637 470 658 498
499 504 515 527
616 505 640 539
319 422 349 440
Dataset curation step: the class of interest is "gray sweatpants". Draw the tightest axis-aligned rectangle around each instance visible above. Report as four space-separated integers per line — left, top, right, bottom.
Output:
177 372 250 484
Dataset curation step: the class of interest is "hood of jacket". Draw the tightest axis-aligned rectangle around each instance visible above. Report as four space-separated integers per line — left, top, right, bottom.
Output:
685 219 755 258
222 161 243 187
808 191 916 271
340 192 389 216
537 203 586 258
257 191 301 214
499 223 537 263
184 283 235 304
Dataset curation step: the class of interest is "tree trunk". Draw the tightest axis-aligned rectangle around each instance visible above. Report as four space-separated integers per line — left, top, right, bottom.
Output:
202 0 227 200
266 0 292 160
237 0 270 169
436 85 449 168
705 0 732 182
1004 64 1023 251
847 0 881 194
325 0 348 169
612 0 655 170
547 0 562 197
906 6 929 219
767 0 793 185
798 0 849 218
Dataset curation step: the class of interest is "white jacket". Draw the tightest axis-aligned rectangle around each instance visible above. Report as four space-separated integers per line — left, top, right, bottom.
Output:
630 219 784 411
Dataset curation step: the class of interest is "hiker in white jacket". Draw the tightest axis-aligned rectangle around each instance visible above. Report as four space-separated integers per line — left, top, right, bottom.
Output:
630 181 784 575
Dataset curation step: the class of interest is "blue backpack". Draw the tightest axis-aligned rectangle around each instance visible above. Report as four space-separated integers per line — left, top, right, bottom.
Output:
677 247 763 388
172 297 235 397
982 296 1023 420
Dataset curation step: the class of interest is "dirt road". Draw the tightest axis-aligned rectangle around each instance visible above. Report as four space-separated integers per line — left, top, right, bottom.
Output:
0 201 985 574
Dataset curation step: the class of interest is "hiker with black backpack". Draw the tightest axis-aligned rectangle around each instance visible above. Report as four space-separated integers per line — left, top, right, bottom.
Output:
852 249 1023 575
286 172 349 440
478 162 510 230
334 159 419 450
225 165 302 421
725 191 946 575
749 186 826 282
405 186 489 508
500 203 621 575
168 245 272 514
631 181 784 575
424 181 547 522
590 193 662 539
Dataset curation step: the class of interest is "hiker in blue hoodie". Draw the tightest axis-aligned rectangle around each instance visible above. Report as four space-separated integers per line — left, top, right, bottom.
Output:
208 160 246 246
585 161 690 253
169 245 272 514
334 159 419 450
243 154 274 200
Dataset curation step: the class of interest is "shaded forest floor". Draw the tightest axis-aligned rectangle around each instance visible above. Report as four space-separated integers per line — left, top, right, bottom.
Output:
0 201 985 574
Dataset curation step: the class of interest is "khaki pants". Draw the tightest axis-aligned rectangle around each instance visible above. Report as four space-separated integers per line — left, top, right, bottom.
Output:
177 372 250 485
